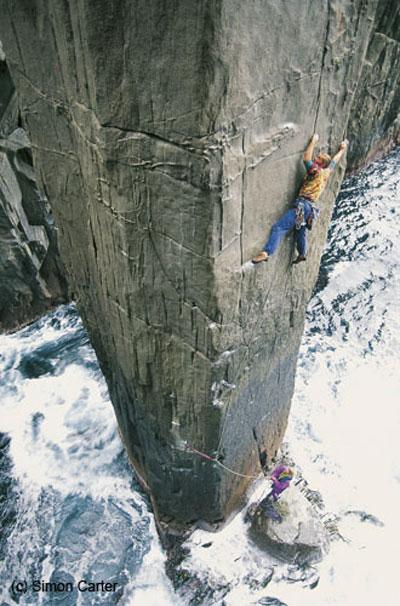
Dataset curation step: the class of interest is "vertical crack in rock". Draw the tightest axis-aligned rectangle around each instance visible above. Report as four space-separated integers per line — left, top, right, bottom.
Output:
240 131 246 266
314 0 331 133
1 0 399 525
252 427 267 471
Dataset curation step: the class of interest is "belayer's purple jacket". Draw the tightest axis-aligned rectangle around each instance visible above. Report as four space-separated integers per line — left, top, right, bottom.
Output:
270 465 291 496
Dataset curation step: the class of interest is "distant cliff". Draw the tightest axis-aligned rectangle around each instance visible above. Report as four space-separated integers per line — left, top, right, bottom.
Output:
1 0 399 527
347 1 400 169
0 44 67 331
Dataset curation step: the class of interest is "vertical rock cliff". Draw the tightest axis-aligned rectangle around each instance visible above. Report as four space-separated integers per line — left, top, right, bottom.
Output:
1 0 399 525
0 44 67 331
347 1 400 169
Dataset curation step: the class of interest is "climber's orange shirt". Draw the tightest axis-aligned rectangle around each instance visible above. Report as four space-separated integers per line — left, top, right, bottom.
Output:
298 161 336 202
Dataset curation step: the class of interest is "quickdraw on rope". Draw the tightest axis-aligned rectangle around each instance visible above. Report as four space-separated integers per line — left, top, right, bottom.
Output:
179 441 259 480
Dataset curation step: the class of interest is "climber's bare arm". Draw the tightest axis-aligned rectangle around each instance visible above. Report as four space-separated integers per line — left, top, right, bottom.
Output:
303 133 319 163
331 139 349 168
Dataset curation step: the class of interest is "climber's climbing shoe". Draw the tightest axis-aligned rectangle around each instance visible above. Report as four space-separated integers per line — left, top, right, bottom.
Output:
292 255 306 265
252 251 269 264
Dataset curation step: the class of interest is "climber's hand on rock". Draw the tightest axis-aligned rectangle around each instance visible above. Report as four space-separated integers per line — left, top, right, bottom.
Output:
304 133 319 161
340 139 349 149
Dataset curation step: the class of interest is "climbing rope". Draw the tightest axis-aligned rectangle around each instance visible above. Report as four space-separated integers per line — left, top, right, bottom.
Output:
181 442 260 480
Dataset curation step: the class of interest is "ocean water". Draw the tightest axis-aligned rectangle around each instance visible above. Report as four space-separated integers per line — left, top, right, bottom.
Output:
0 148 399 605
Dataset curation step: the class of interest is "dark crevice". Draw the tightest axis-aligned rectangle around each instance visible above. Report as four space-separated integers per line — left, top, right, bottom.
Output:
252 427 268 472
313 0 331 132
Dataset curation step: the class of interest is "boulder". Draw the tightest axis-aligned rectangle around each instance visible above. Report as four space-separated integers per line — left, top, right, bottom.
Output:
249 488 330 565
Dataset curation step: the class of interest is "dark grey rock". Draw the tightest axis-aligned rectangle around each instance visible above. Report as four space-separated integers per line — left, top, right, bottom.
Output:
0 433 18 558
244 567 274 591
344 509 385 527
249 488 330 565
257 597 288 606
282 563 320 589
0 1 399 525
0 51 68 332
0 41 15 137
347 0 400 169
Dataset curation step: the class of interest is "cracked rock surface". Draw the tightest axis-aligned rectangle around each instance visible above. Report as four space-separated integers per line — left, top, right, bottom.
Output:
0 45 68 331
0 1 399 524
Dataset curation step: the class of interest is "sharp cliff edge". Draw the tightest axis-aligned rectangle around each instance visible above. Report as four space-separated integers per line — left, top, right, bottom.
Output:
0 0 399 526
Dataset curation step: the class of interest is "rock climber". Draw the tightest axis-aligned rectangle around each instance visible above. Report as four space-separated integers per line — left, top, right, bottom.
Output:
252 134 348 265
265 464 294 502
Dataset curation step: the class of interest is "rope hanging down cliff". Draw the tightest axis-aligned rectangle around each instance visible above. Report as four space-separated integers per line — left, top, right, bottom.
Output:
174 438 259 480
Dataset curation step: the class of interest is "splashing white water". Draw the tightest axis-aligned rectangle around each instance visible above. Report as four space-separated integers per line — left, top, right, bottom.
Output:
177 150 400 605
0 307 178 605
1 149 400 605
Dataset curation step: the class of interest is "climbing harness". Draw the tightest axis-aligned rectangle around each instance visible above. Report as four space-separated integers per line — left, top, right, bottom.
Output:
294 198 320 231
294 200 305 230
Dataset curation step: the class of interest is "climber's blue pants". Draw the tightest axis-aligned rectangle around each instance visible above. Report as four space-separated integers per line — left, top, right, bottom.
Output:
262 199 313 257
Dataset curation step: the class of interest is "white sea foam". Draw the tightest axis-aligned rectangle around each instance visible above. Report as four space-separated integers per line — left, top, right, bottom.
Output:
178 149 400 605
1 150 400 605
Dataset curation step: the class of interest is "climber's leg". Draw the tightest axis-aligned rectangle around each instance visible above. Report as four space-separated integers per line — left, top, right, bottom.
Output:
252 209 296 263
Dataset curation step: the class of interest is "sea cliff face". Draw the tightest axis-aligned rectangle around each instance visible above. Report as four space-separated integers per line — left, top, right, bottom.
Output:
0 44 67 332
0 0 399 525
347 3 400 169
